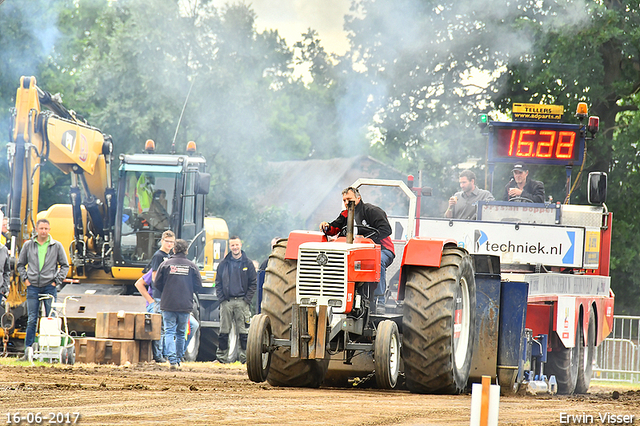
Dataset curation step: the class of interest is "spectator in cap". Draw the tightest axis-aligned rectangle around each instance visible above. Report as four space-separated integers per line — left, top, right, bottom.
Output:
504 164 545 203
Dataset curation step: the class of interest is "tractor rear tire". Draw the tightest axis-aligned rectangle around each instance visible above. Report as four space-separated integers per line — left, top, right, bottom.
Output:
575 307 596 394
546 327 580 394
262 239 329 388
402 246 476 394
374 320 400 389
247 313 272 383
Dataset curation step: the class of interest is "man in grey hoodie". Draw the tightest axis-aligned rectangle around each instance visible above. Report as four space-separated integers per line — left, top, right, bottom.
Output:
17 219 69 354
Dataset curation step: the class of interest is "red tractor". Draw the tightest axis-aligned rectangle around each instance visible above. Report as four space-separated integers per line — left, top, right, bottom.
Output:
247 102 614 396
247 180 477 393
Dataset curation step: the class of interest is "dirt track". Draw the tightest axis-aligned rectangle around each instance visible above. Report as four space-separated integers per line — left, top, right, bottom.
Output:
0 361 638 425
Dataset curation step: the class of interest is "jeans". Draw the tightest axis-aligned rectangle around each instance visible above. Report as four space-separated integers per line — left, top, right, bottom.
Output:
162 310 189 365
25 284 57 348
376 248 395 297
146 298 164 360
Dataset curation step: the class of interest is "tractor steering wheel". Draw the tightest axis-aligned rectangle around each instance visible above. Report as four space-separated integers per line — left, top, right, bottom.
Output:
509 196 534 203
341 224 380 240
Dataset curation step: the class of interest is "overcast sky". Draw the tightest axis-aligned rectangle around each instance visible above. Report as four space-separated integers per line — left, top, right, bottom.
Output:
212 0 351 55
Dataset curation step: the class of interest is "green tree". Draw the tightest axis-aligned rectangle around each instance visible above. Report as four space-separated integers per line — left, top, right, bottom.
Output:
495 0 640 314
62 0 333 259
0 0 87 211
343 0 640 312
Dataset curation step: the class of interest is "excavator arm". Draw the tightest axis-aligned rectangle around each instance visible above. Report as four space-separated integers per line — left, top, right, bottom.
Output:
8 76 115 281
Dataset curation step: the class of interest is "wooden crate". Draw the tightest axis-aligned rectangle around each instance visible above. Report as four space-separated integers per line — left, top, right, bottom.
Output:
138 340 154 363
133 313 162 341
95 312 135 340
75 337 139 365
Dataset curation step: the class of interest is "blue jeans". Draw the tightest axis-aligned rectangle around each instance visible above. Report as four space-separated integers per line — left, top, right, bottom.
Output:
376 248 395 297
25 284 57 348
146 299 164 360
162 311 189 365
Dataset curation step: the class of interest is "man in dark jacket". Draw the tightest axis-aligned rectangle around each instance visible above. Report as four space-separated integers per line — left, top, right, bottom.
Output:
154 239 202 369
504 163 545 203
215 236 257 364
17 218 70 355
320 186 395 310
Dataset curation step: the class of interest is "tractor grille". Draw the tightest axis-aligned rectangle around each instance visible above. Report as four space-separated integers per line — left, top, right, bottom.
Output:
297 249 347 299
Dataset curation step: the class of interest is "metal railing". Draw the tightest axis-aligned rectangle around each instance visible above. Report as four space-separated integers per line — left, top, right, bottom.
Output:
592 315 640 383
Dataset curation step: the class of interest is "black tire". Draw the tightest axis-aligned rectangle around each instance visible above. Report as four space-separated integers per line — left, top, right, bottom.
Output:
402 246 476 394
374 320 400 389
196 325 239 362
61 345 76 365
183 298 200 362
69 345 76 365
196 328 219 361
262 239 329 388
247 313 272 383
227 322 239 363
546 326 580 395
575 307 596 394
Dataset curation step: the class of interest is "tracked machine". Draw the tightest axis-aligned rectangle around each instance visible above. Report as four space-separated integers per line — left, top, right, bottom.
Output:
1 76 229 360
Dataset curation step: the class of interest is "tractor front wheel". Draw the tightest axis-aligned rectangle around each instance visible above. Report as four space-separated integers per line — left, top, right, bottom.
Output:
374 320 400 389
246 313 272 383
402 246 476 394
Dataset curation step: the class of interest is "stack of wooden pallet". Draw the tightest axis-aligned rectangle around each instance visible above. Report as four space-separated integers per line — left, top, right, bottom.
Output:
74 311 161 365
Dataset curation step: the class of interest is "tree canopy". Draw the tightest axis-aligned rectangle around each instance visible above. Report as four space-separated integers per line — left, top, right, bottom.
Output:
1 0 639 312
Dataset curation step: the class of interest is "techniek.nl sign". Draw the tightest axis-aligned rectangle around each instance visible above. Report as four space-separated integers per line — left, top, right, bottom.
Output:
412 219 586 268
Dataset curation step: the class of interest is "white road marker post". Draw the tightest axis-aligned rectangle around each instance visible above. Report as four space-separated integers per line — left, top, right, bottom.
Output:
470 375 500 426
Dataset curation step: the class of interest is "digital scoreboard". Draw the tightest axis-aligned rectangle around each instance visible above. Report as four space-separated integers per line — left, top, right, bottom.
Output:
488 121 585 166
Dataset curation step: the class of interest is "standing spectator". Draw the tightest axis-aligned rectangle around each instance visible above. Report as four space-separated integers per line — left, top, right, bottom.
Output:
0 238 10 297
144 230 176 363
154 239 202 369
134 269 165 362
150 230 175 282
17 219 69 358
215 236 257 364
445 170 495 220
135 268 199 363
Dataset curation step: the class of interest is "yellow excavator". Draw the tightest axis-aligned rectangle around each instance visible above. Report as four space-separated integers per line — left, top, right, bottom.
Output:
1 76 229 360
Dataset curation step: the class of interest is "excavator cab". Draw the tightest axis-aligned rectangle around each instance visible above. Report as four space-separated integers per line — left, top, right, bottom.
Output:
112 152 209 270
117 169 175 263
